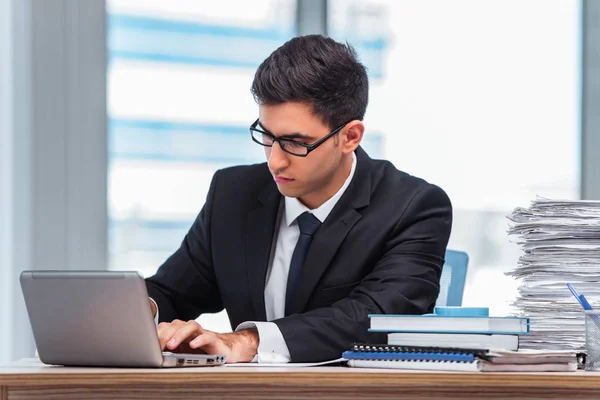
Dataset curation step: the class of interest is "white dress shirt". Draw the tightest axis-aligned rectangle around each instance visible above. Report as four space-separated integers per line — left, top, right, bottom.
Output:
236 152 357 362
155 153 357 363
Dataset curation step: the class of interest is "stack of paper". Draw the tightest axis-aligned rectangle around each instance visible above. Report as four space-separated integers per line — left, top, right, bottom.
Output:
507 197 600 350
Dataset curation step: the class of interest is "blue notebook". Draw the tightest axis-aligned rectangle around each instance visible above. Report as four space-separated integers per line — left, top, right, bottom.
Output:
342 351 475 362
368 308 530 335
342 343 484 363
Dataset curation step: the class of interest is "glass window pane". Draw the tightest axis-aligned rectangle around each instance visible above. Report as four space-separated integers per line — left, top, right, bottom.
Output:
329 0 580 315
106 0 297 331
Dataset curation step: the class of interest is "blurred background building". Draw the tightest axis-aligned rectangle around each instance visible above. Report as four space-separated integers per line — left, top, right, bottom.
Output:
107 0 580 331
2 0 599 364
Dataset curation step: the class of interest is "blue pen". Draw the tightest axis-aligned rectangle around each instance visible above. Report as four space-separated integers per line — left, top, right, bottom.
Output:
567 282 594 310
566 282 600 329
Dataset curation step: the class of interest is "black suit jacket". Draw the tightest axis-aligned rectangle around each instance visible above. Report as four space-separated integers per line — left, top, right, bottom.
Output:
146 147 452 362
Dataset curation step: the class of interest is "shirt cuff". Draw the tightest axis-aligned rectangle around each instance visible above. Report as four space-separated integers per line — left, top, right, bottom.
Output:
149 297 159 325
236 321 291 363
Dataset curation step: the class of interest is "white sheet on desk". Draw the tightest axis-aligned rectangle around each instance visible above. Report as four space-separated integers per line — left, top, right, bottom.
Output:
225 358 345 367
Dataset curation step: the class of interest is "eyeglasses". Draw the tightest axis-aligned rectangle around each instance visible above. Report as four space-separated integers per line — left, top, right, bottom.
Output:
249 119 351 157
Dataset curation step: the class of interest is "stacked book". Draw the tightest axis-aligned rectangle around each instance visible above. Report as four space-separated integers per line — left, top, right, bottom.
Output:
507 198 600 351
343 308 577 371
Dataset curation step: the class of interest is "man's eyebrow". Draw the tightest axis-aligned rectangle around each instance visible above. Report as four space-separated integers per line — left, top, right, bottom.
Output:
280 133 312 140
258 121 313 140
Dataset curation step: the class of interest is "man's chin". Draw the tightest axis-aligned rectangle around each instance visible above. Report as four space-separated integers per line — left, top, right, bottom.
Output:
275 184 302 199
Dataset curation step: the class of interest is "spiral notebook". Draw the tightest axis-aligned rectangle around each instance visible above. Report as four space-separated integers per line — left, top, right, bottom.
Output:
347 359 480 372
343 343 482 372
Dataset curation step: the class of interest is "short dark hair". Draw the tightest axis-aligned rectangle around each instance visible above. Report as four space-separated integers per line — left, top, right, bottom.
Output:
251 34 369 129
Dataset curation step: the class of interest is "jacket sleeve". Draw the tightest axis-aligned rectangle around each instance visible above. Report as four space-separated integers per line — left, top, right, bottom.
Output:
273 184 452 362
145 171 223 323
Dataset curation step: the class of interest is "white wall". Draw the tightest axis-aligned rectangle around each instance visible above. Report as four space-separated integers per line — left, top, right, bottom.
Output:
0 0 15 366
0 0 107 364
0 0 35 365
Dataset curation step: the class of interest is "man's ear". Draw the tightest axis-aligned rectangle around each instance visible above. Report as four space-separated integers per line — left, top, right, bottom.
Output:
341 120 364 154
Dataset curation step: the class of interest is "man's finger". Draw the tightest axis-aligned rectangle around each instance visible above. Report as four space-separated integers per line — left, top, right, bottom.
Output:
157 324 177 351
188 330 216 349
166 321 203 351
157 320 186 350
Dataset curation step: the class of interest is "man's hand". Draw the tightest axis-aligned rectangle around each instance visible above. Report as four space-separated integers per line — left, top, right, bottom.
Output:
157 320 259 364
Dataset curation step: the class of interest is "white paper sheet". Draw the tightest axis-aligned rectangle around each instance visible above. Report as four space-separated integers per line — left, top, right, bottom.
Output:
225 358 346 367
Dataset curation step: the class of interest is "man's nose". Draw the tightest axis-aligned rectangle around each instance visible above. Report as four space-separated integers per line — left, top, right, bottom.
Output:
268 142 290 172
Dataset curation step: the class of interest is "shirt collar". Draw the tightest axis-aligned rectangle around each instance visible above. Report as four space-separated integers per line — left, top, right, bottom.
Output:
284 152 357 226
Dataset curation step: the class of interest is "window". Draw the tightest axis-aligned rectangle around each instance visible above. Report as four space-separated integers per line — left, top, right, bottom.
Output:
106 0 298 331
107 1 387 332
329 0 580 314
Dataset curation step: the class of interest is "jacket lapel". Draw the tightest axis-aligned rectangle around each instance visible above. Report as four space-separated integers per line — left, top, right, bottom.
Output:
289 148 372 314
246 182 281 321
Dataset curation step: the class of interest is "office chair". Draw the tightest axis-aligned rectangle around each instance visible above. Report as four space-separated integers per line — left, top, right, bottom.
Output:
435 249 469 307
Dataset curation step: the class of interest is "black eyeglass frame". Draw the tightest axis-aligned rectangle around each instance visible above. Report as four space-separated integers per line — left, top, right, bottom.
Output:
249 118 352 157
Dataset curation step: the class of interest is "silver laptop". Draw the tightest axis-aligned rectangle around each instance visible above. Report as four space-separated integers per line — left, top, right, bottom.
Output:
20 270 226 367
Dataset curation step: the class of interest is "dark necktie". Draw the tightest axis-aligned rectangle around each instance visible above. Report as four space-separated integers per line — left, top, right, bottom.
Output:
285 212 322 316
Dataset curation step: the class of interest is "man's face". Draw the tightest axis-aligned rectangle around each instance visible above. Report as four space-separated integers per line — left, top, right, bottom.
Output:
258 102 346 209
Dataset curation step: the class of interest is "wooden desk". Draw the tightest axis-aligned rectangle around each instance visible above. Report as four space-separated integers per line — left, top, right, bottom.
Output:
1 358 599 399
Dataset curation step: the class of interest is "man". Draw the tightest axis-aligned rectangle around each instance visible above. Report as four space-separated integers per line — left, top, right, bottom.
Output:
146 34 452 363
